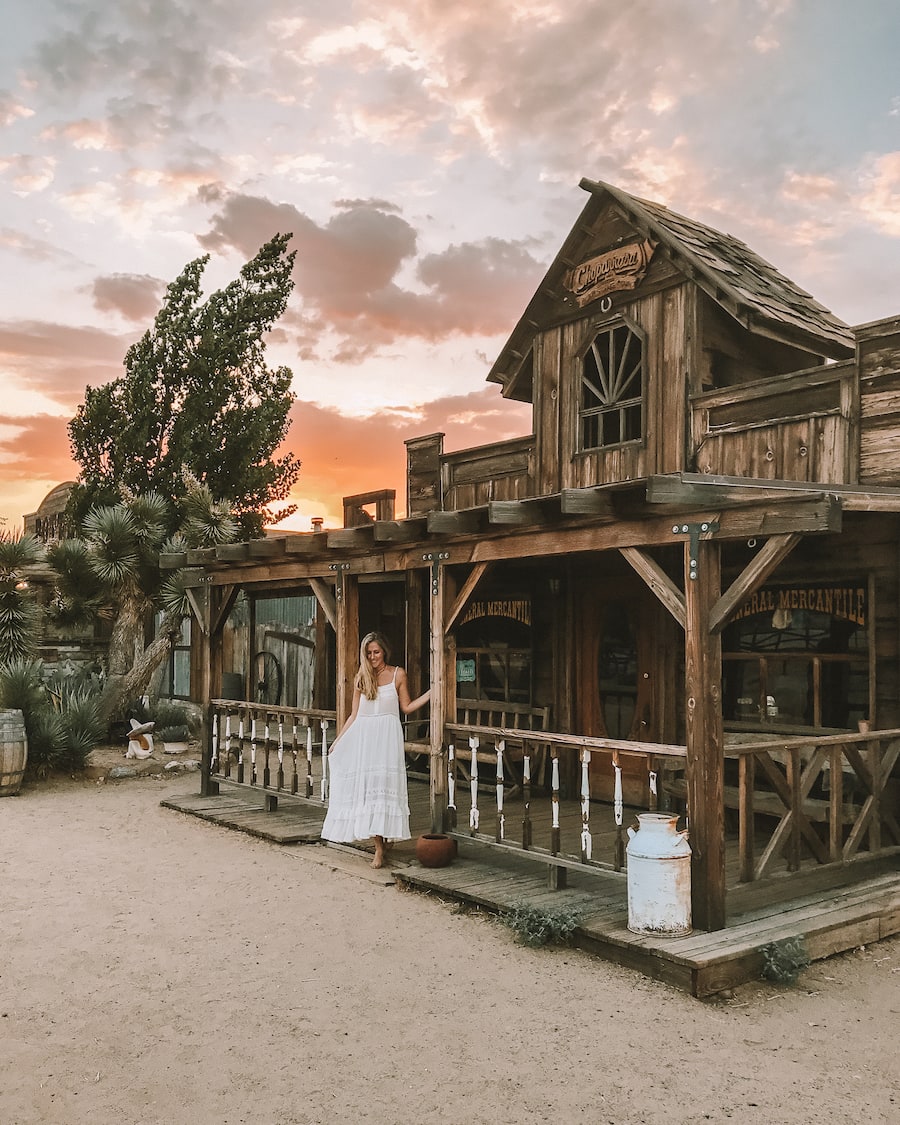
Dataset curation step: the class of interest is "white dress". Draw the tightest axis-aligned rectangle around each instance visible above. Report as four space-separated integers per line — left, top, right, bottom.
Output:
321 667 411 843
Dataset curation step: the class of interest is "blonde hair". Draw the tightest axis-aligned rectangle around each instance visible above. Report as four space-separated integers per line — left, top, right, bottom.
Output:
355 631 392 700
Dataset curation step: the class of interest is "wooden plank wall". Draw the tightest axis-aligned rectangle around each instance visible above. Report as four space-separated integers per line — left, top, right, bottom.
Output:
859 327 900 484
692 365 854 483
534 283 691 493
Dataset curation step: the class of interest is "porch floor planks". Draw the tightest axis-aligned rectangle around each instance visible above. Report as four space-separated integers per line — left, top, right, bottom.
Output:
163 779 900 998
162 787 326 844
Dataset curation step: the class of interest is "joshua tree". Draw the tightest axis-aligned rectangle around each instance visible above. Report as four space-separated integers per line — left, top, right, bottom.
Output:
48 473 237 722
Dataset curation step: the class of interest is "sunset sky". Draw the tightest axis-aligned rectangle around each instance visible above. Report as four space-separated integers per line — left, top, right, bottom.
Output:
2 0 900 532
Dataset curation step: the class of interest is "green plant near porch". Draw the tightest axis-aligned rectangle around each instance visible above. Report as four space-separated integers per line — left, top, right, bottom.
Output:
501 901 585 947
760 936 811 984
0 658 105 776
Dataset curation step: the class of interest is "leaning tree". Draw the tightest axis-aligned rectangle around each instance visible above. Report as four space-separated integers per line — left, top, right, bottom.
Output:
57 233 303 720
68 233 301 539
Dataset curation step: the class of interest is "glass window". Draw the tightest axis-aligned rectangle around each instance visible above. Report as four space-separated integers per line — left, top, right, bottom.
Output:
579 322 644 451
723 583 869 731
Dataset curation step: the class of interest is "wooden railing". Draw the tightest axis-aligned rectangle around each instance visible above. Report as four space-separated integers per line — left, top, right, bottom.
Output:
691 363 854 483
441 434 535 511
444 724 687 878
664 729 900 882
206 700 336 804
728 730 900 881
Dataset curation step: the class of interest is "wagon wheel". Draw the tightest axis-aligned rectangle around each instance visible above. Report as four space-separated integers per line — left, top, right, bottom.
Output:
253 650 283 706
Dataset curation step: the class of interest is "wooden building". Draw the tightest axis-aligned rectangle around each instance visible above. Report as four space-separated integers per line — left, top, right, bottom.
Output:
170 180 900 939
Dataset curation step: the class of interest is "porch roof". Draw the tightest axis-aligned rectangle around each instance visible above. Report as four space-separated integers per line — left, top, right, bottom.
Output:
160 473 900 590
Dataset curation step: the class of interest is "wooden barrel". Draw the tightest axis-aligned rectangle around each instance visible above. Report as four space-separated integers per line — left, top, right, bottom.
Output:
0 709 28 797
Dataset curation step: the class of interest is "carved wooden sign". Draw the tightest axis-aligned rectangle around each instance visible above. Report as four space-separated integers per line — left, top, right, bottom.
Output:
563 238 657 307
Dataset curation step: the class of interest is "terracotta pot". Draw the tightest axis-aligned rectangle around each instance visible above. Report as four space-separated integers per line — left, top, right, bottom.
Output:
415 833 456 868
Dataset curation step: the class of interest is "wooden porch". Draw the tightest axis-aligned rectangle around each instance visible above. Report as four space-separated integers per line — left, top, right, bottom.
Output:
163 770 900 998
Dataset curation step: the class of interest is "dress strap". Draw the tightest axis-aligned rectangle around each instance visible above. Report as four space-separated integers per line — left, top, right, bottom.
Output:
392 665 399 685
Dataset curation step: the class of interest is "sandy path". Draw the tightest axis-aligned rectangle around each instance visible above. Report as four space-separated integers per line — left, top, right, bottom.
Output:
1 773 898 1125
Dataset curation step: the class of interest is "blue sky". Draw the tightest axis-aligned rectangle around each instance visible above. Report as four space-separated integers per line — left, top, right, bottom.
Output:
2 0 899 529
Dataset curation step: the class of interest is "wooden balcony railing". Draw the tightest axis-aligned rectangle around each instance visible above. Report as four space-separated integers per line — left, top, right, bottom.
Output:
691 362 855 483
441 434 535 511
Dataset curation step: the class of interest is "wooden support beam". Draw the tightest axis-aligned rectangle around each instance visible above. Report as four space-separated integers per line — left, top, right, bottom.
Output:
620 547 686 629
709 532 802 634
444 562 490 633
373 518 428 542
186 547 217 565
210 584 239 637
683 538 726 932
214 542 249 562
309 577 336 632
487 498 556 526
326 527 373 550
560 487 616 517
247 537 286 559
335 571 359 728
159 551 187 569
185 586 210 635
429 561 453 832
426 509 485 535
284 534 325 556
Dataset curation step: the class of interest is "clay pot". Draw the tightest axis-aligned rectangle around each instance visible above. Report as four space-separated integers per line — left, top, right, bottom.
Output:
415 833 456 868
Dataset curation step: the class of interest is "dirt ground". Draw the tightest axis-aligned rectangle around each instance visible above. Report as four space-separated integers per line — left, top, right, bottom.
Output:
1 766 898 1125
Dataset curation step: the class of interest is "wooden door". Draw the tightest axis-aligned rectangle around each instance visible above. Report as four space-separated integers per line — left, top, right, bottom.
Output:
575 578 660 804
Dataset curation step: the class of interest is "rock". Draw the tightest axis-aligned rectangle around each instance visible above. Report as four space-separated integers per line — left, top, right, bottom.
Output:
108 766 139 780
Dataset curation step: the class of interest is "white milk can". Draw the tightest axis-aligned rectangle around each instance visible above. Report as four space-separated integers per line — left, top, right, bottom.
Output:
626 812 692 936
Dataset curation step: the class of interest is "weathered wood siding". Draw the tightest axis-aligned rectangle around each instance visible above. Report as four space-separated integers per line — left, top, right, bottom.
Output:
442 435 534 510
534 282 693 493
858 320 900 484
406 433 443 516
691 363 855 482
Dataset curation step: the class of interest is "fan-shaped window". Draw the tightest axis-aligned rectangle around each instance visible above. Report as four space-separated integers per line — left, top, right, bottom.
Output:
579 322 644 450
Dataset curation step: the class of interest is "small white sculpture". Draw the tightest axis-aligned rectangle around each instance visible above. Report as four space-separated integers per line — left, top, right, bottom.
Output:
125 718 155 759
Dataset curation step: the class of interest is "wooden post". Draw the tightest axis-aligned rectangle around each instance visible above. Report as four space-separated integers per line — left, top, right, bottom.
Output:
429 556 453 832
335 569 359 728
683 537 726 931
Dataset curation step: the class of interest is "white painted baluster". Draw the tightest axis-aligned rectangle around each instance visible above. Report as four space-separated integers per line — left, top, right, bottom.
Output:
277 717 285 790
580 748 592 861
320 718 329 801
250 717 257 784
210 712 219 772
306 724 314 798
614 757 625 871
551 754 561 854
224 713 232 777
237 717 245 782
649 768 658 812
469 735 480 831
496 740 505 841
522 751 533 848
447 743 457 828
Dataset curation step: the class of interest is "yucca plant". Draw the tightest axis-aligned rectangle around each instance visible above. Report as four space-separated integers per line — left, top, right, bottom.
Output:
0 533 44 665
0 657 104 777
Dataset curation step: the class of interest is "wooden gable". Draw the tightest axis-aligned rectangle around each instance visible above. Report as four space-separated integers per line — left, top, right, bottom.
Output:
488 179 855 496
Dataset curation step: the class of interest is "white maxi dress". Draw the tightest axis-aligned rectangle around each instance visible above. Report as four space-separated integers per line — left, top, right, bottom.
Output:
321 667 411 843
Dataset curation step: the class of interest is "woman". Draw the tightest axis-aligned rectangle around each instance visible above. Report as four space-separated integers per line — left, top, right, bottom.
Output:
321 632 430 868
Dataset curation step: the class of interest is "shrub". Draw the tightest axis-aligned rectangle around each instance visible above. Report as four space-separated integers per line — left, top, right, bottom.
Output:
501 901 584 947
760 937 811 984
0 657 104 776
